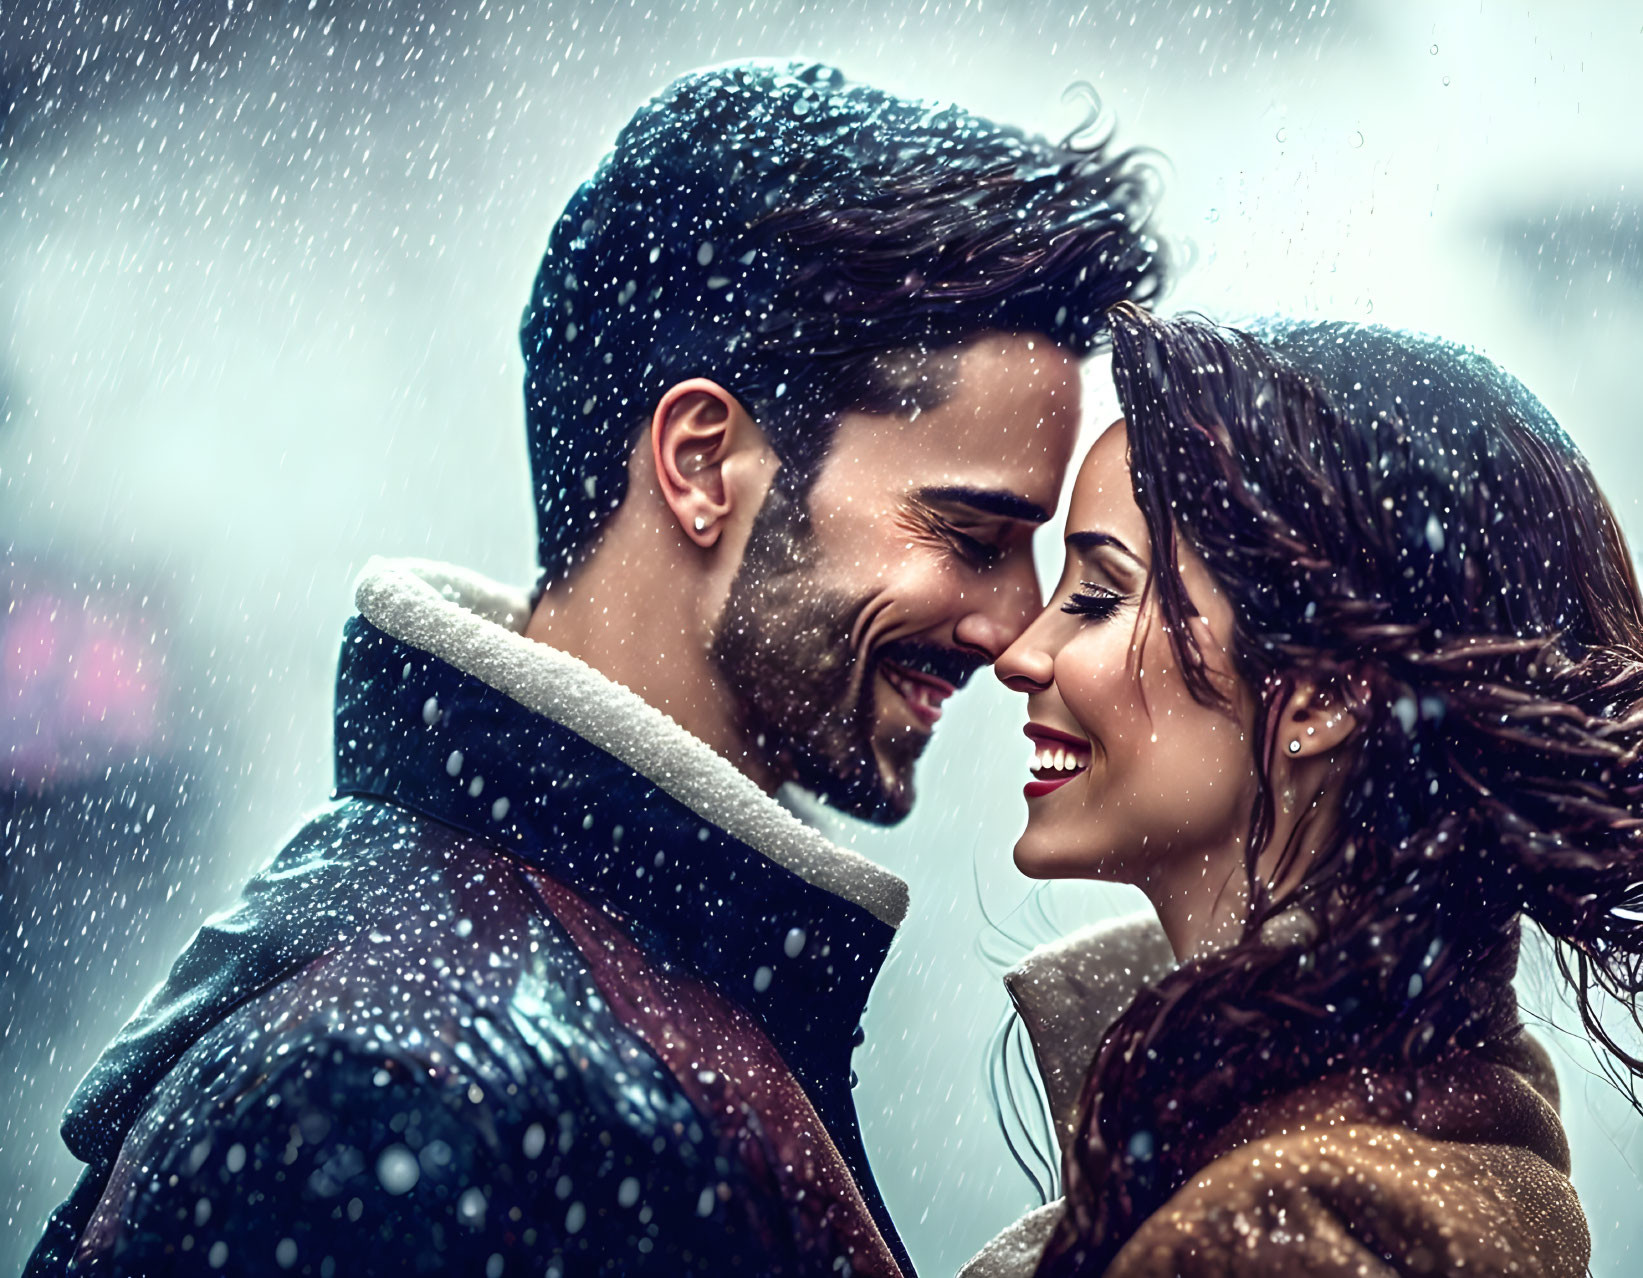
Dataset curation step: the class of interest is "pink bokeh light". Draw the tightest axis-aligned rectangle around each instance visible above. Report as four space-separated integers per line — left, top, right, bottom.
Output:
3 585 166 788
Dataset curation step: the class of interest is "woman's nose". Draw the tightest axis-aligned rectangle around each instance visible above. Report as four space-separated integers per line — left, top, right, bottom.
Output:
994 623 1055 693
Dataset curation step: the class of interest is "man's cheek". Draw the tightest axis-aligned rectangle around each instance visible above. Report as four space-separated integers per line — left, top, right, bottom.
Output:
867 583 946 643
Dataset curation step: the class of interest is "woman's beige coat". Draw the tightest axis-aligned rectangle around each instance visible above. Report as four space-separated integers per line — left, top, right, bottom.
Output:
961 915 1589 1278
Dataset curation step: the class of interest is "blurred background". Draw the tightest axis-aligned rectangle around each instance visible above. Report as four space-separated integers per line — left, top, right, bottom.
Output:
2 0 1641 1273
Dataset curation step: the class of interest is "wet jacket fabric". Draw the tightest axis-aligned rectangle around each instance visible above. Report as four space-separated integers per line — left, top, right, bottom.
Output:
961 916 1589 1278
26 557 913 1278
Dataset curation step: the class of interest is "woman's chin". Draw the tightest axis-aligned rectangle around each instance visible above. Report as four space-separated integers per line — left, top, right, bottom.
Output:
1012 832 1089 880
1013 828 1140 883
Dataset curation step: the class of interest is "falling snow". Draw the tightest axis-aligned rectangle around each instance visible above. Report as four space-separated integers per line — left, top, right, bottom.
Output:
2 3 1642 1276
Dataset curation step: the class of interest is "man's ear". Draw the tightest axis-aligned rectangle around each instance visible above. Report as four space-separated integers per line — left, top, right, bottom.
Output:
649 378 759 549
1275 676 1359 761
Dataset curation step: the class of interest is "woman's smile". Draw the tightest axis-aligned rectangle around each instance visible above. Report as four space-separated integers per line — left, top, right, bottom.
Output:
1024 722 1092 797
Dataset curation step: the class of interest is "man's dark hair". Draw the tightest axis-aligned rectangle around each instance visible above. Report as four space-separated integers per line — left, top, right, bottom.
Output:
520 59 1165 580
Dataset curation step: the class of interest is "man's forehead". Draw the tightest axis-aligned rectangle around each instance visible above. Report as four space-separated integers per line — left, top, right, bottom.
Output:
823 412 1075 512
906 350 1081 496
811 334 1081 510
946 330 1082 383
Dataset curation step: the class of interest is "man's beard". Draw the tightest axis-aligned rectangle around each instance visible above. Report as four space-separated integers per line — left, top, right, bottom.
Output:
709 484 980 824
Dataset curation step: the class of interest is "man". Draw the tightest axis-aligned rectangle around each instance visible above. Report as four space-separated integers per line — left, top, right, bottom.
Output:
27 61 1161 1276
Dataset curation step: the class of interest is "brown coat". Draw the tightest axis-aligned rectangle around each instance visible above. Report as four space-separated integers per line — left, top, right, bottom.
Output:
961 916 1588 1278
1106 1030 1586 1277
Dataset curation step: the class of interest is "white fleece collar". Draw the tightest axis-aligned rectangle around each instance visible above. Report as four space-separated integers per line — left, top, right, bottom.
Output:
352 556 909 929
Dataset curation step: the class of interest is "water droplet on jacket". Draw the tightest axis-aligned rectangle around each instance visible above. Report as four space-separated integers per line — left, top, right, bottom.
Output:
376 1145 420 1195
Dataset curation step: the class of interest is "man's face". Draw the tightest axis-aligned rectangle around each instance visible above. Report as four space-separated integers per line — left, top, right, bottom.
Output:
711 332 1081 823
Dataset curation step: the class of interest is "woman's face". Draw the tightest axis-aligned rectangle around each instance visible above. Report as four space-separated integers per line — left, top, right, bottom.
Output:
995 421 1260 910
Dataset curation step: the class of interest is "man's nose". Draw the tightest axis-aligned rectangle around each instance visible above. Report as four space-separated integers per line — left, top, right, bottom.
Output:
952 562 1042 663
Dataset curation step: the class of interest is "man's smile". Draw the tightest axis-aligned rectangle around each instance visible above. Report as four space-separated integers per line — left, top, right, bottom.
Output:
880 658 956 728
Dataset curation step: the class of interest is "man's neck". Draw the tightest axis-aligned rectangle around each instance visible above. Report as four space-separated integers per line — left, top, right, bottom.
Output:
524 566 780 795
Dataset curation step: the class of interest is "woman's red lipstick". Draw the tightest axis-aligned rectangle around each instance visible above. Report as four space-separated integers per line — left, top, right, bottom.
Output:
1023 722 1092 798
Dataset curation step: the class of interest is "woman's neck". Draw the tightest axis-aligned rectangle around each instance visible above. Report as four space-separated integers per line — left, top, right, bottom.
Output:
1144 781 1344 961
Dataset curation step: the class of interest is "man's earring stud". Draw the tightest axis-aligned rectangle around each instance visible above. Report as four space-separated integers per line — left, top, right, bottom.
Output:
1287 739 1302 754
693 516 709 532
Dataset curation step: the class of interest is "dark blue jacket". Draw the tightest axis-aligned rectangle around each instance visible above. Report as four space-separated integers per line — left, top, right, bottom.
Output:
26 561 912 1277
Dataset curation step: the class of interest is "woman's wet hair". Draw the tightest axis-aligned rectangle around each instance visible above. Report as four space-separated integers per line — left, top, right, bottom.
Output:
1039 303 1643 1274
519 60 1165 581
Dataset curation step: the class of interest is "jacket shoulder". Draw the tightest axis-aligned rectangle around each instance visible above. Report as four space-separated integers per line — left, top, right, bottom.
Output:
79 1016 791 1275
60 798 511 1168
72 804 805 1274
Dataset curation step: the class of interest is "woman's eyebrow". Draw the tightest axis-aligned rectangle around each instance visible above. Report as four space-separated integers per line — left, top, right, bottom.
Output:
1066 529 1144 567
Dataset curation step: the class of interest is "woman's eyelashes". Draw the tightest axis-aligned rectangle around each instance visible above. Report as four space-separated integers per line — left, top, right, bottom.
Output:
1061 582 1127 621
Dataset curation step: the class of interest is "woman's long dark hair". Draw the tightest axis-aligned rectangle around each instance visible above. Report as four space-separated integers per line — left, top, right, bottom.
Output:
1038 304 1643 1275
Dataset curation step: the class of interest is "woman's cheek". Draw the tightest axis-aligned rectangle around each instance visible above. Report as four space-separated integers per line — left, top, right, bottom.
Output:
1058 636 1132 739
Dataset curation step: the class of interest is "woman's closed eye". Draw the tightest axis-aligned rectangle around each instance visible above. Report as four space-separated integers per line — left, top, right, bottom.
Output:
1061 582 1127 621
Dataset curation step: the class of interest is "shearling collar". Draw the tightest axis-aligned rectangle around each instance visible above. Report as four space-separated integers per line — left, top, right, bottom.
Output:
350 556 909 927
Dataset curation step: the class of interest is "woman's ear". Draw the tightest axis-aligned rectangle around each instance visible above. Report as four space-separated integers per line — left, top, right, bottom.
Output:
1276 677 1359 761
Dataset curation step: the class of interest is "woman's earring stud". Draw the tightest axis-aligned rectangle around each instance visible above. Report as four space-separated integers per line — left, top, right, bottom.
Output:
693 516 709 533
1287 739 1302 754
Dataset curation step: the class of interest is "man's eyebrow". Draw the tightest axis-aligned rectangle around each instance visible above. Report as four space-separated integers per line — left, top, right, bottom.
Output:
918 485 1050 524
1066 529 1145 566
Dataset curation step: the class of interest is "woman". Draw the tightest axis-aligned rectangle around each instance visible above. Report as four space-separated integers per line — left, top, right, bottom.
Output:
966 302 1643 1277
